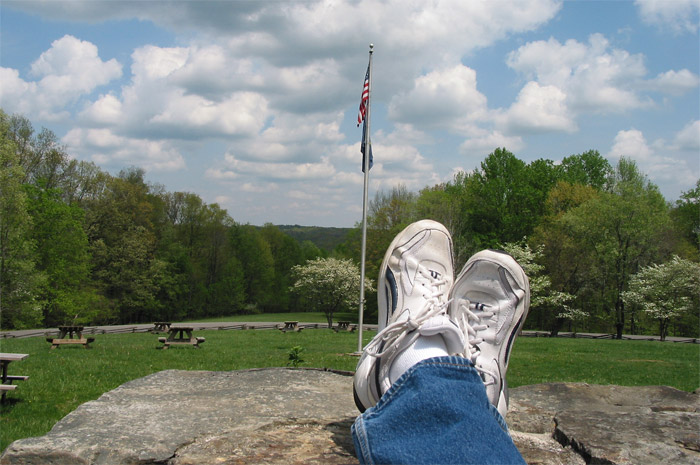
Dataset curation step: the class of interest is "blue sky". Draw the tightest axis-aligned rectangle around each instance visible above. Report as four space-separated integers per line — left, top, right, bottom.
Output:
1 0 698 227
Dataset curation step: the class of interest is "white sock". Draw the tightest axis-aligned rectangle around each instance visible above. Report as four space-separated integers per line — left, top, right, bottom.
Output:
388 334 448 384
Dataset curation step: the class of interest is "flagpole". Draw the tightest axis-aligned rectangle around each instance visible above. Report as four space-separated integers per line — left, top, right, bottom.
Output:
357 43 373 353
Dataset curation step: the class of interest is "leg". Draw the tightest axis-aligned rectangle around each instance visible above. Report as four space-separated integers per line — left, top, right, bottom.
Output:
352 221 530 465
352 356 525 465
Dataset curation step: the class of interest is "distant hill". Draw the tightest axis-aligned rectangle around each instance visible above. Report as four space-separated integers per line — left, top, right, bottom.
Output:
277 225 352 252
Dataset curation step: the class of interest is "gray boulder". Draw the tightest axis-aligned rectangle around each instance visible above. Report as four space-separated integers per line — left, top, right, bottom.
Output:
2 369 698 464
509 383 700 465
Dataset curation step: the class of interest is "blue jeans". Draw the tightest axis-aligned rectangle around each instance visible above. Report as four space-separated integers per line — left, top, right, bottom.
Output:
352 356 526 465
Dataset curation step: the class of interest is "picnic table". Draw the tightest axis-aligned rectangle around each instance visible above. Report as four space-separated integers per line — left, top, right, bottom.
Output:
279 321 303 332
46 326 95 349
0 353 29 402
151 322 171 333
158 326 205 349
334 321 356 332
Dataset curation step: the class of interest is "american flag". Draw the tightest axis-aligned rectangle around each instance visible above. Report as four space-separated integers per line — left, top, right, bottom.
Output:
357 65 370 126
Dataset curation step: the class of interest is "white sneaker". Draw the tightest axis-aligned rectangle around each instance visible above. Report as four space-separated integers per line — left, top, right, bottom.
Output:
449 249 530 419
353 220 462 412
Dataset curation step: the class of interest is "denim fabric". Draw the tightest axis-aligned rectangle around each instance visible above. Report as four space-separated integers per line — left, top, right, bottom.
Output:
352 356 526 465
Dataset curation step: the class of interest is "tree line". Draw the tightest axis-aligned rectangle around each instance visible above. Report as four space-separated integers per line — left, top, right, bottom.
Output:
1 110 326 329
340 148 699 339
2 109 698 338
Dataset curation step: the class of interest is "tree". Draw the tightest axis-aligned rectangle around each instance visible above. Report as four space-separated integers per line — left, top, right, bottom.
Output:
670 179 700 259
7 113 81 196
368 184 416 231
531 182 600 331
339 185 417 309
290 257 374 327
622 256 700 340
415 184 460 235
456 148 557 255
260 223 304 312
556 158 671 337
501 241 574 334
469 148 529 247
523 158 560 223
0 111 43 328
231 224 275 310
84 170 163 323
559 150 613 190
25 184 93 326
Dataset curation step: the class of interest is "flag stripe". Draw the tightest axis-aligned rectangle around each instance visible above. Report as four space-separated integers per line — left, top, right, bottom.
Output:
357 65 370 126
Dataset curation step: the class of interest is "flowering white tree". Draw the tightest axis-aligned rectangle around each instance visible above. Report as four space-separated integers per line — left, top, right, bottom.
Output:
502 241 578 334
622 256 700 341
290 257 374 328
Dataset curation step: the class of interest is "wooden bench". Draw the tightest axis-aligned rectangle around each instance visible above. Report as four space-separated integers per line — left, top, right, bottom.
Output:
46 326 95 349
279 321 303 332
46 336 95 349
1 352 28 402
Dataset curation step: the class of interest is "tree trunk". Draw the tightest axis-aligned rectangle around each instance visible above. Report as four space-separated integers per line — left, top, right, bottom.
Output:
550 317 565 337
615 298 625 339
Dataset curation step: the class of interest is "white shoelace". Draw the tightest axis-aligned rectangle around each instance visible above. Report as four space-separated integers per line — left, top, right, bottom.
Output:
453 298 498 386
365 266 450 366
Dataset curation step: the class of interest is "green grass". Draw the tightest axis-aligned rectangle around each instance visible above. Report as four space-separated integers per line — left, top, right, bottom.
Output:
508 338 699 391
1 331 698 452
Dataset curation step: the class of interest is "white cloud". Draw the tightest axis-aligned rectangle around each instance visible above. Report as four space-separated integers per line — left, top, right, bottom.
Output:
608 129 653 161
0 67 38 116
222 153 336 180
169 45 263 98
79 94 123 125
646 69 700 95
223 112 346 165
507 33 652 114
63 128 185 171
30 35 122 93
459 130 524 156
608 127 698 189
388 65 488 132
0 35 121 120
205 168 239 181
498 81 576 133
240 182 279 193
635 0 700 34
150 91 269 137
673 120 700 151
288 190 315 200
9 1 562 101
4 0 695 223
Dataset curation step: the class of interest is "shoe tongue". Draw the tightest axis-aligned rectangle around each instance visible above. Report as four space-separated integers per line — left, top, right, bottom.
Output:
418 315 465 355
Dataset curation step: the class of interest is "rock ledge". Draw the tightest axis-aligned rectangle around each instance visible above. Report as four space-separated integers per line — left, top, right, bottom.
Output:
1 368 698 465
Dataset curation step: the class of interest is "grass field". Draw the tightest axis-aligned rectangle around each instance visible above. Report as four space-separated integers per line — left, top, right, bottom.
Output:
1 326 698 452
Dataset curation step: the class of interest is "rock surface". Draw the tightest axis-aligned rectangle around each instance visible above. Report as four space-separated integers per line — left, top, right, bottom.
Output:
1 368 698 465
508 383 700 465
